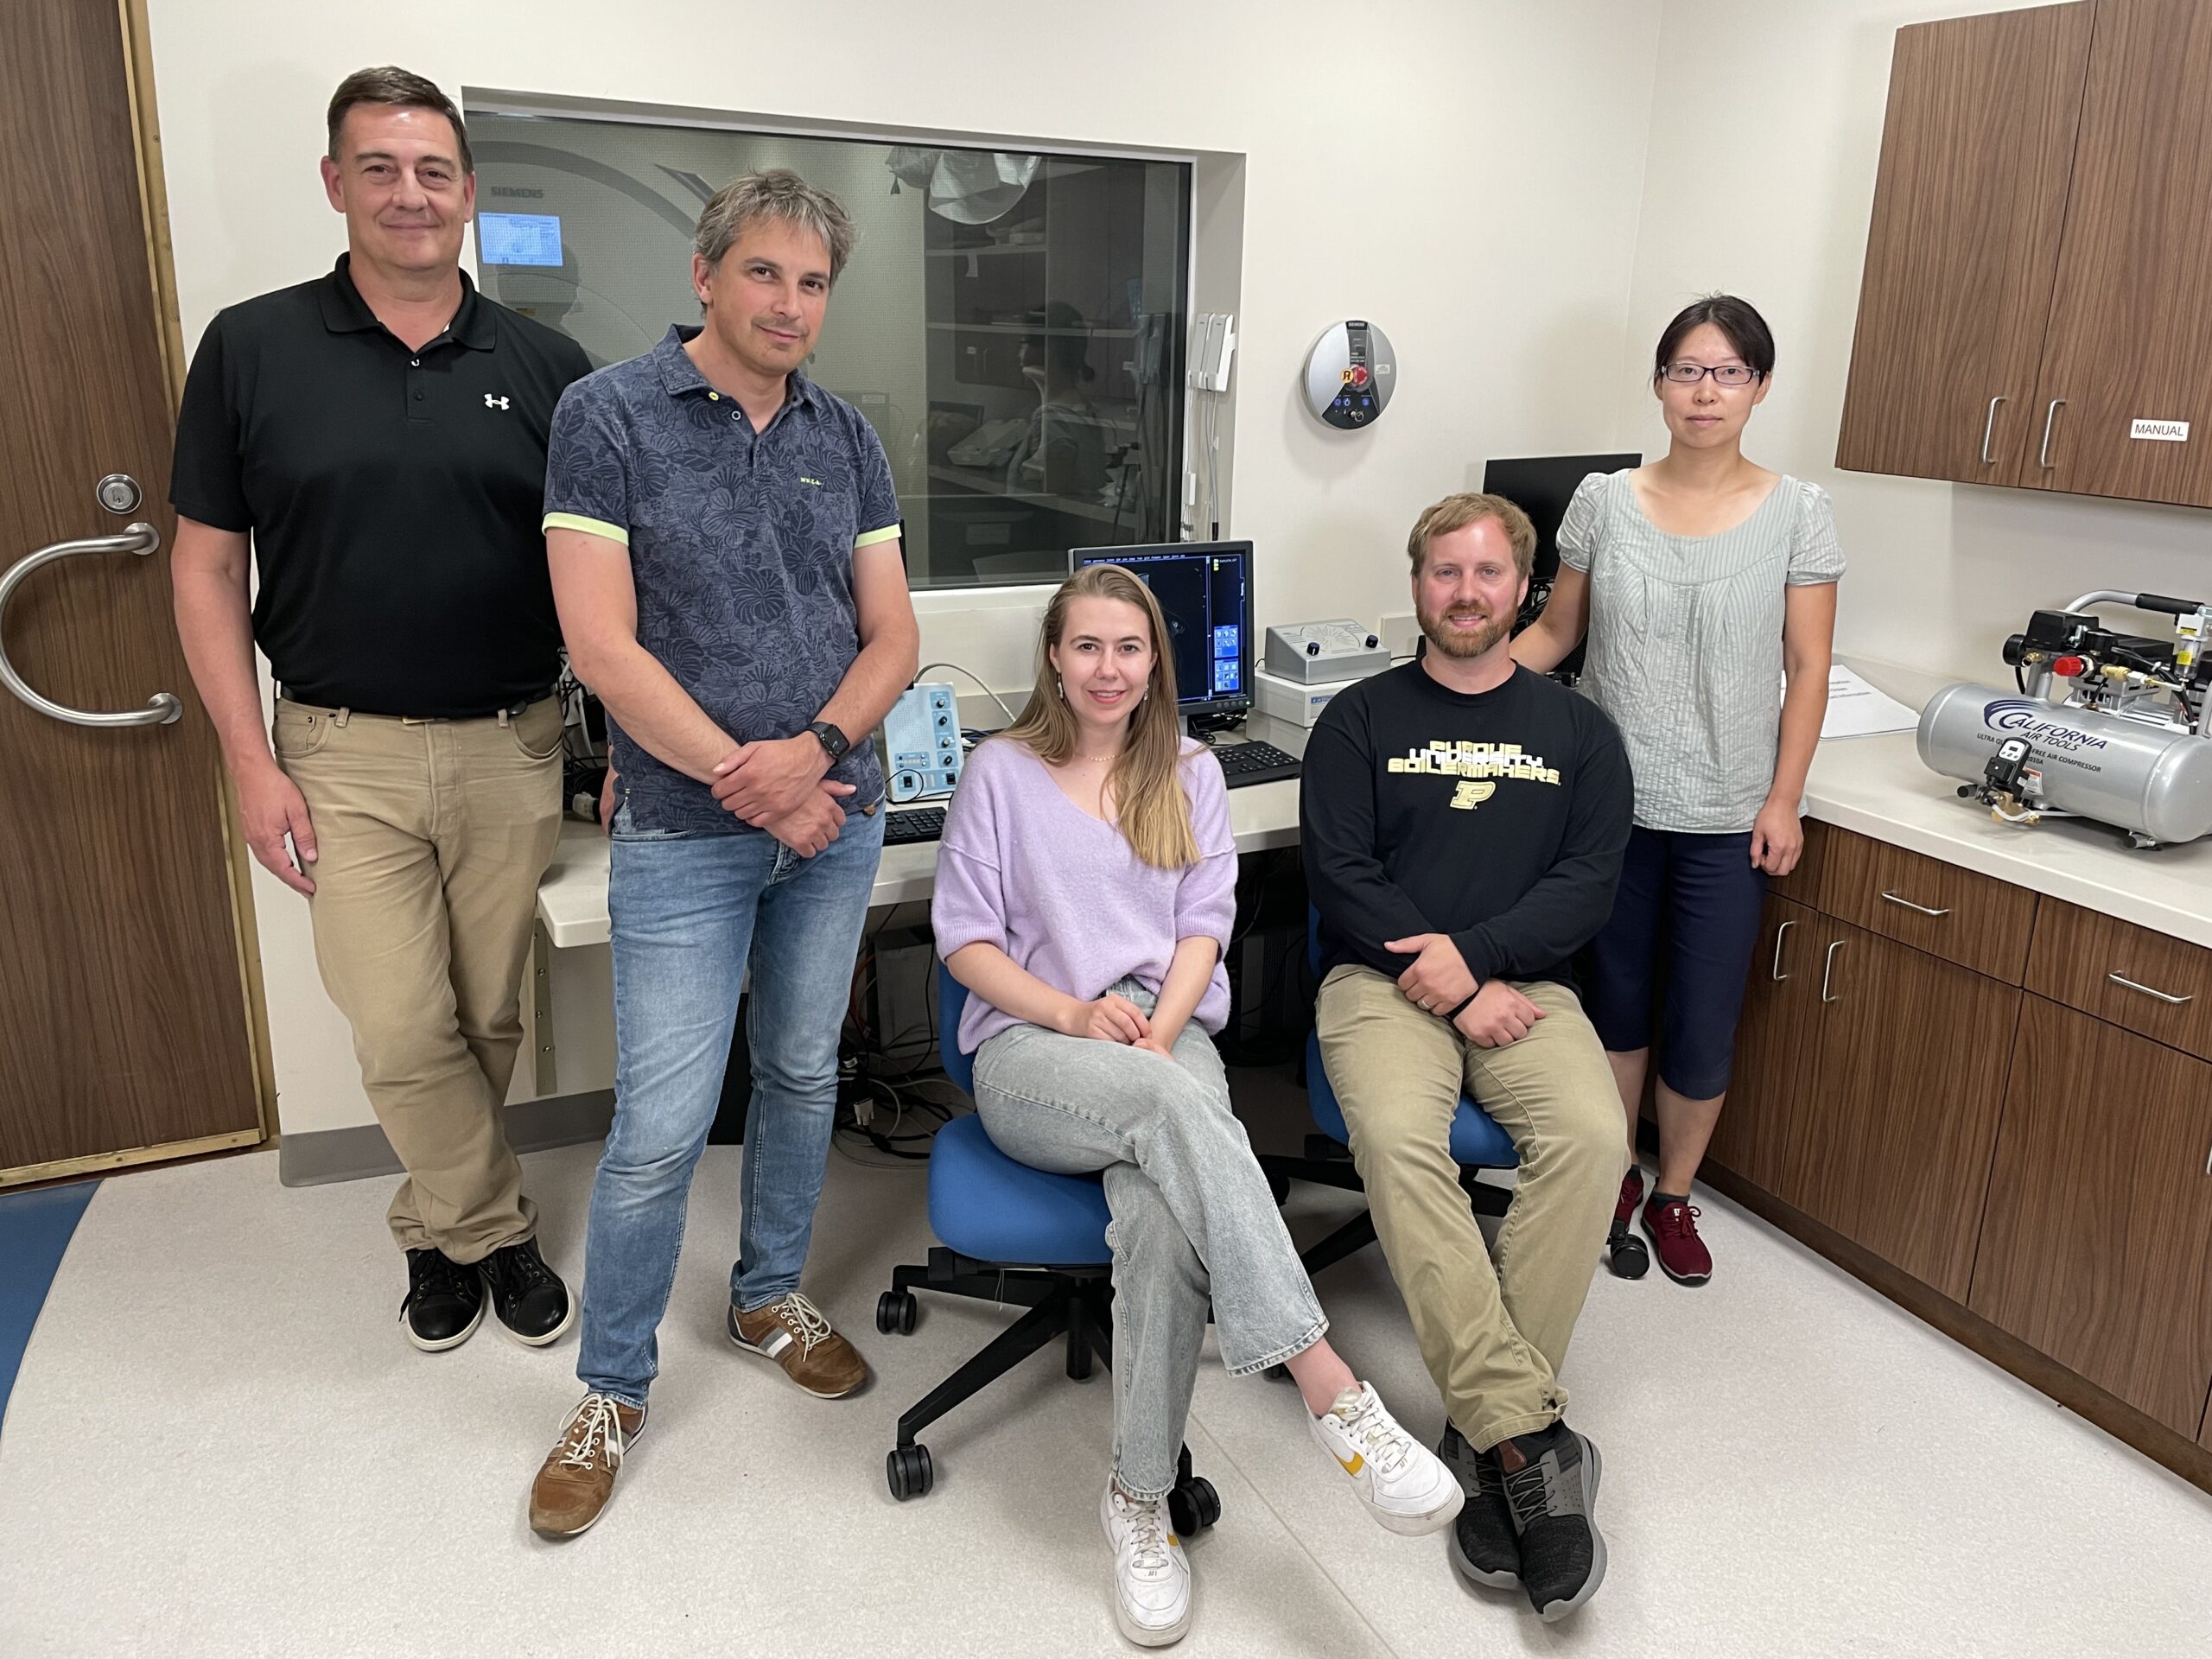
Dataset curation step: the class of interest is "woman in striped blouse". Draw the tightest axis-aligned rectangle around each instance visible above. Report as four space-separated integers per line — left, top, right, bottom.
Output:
1510 295 1843 1285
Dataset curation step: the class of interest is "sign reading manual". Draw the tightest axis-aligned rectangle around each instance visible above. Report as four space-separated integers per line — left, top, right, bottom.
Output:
479 213 563 267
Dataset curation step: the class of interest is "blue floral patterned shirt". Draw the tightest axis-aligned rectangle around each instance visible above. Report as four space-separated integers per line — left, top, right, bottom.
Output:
544 325 901 834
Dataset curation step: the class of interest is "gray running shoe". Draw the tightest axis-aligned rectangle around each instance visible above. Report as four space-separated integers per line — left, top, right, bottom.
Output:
1439 1422 1521 1588
1498 1423 1606 1621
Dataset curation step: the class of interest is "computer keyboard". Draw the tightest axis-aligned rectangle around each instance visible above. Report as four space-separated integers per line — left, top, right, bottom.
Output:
882 804 947 846
1209 740 1302 788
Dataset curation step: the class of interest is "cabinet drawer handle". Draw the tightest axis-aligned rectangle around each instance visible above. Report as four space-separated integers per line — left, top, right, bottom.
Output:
1770 918 1797 982
2107 972 2193 1007
1821 940 1845 1004
1980 395 2006 465
2038 398 2066 470
1879 890 1951 918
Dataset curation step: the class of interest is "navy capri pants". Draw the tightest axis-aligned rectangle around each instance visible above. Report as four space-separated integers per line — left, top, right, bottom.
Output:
1583 826 1767 1099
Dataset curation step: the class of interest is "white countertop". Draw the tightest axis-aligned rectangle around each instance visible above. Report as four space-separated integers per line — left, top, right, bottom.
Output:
1799 659 2212 946
537 665 2212 951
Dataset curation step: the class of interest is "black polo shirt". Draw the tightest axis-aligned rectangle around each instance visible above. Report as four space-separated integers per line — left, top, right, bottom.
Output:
171 255 591 717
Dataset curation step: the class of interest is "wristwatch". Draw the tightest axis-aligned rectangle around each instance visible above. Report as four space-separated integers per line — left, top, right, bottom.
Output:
806 720 852 763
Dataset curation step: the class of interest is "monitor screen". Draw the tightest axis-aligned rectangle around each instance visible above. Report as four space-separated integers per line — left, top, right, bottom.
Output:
1481 453 1641 583
1071 541 1254 715
478 212 564 267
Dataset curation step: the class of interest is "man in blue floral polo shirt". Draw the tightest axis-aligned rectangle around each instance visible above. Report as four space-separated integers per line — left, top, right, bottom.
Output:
530 169 918 1537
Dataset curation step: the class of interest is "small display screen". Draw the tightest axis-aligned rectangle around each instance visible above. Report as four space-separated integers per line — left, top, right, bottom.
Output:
1074 543 1252 709
479 213 563 267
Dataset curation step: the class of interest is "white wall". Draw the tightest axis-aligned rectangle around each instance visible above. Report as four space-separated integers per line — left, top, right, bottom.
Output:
1626 0 2212 682
145 0 1666 1136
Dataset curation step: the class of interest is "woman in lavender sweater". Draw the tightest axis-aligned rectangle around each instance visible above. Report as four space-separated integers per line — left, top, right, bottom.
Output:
931 563 1461 1649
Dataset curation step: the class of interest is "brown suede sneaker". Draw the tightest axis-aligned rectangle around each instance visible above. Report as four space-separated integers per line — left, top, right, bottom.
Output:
529 1392 645 1539
728 1291 869 1398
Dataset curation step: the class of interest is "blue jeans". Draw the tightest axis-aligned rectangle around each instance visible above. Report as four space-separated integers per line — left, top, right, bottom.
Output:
971 982 1327 1499
577 805 886 1407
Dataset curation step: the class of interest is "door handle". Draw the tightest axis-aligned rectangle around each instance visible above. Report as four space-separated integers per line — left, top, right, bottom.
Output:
1770 918 1797 981
2038 398 2067 470
0 522 181 727
2107 972 2193 1007
1821 939 1845 1004
1880 890 1951 918
1980 395 2006 465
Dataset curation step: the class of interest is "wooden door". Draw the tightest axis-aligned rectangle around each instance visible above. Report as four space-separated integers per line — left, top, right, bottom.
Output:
1703 895 1818 1193
1834 3 2094 486
1780 925 2021 1302
1971 1001 2212 1438
0 0 264 1179
2025 0 2212 506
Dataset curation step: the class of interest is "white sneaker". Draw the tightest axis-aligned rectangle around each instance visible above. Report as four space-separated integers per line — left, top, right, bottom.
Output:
1100 1480 1192 1647
1307 1382 1466 1536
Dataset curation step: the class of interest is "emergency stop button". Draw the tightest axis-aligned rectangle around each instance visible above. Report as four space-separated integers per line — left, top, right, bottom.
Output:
1349 365 1370 388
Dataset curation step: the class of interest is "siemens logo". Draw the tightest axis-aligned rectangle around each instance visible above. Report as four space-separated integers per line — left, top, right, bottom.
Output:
1982 698 2110 753
490 187 545 199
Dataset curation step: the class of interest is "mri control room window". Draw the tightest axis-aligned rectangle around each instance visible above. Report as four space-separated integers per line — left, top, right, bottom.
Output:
469 105 1193 588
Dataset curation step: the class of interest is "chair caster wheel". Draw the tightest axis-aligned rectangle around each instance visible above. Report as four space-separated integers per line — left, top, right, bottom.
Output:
1168 1475 1220 1535
1606 1226 1649 1280
887 1443 934 1500
876 1289 919 1334
1263 1363 1290 1382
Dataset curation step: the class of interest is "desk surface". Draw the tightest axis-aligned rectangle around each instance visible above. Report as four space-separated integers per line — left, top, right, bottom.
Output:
536 715 1313 949
537 666 2212 951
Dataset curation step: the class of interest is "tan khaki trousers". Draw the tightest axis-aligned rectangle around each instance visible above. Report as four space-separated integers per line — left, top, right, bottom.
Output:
274 696 564 1263
1317 965 1622 1450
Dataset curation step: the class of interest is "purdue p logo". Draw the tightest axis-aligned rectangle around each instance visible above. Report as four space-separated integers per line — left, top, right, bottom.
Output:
1451 780 1497 811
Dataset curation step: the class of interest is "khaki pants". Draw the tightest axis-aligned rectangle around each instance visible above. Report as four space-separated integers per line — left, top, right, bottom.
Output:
1317 964 1622 1450
274 696 564 1263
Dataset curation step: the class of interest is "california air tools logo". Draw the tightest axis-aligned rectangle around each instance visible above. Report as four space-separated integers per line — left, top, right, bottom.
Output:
1980 698 2109 753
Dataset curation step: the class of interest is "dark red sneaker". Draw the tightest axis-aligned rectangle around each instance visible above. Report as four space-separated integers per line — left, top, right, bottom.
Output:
1642 1198 1712 1284
1605 1169 1649 1280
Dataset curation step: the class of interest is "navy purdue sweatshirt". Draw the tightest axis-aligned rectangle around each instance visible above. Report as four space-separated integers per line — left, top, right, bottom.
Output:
1300 661 1634 989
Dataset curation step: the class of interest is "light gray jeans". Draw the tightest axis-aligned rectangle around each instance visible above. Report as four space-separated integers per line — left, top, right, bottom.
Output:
971 979 1328 1499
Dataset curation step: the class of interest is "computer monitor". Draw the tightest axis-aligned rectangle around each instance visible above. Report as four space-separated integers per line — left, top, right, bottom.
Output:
1070 541 1254 722
1481 453 1640 584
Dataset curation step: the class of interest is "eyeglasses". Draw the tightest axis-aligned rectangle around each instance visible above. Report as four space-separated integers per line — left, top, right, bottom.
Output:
1662 362 1761 386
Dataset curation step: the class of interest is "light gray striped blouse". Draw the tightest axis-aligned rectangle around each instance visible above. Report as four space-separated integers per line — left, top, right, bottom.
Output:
1558 469 1845 835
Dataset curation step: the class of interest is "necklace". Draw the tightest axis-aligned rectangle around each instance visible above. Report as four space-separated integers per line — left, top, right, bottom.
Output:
1071 752 1117 766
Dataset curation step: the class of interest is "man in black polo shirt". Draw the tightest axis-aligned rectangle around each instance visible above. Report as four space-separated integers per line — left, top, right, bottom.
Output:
170 67 589 1354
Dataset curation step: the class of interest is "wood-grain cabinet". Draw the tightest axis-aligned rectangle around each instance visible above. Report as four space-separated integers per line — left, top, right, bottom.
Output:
1709 822 2212 1473
1836 0 2212 509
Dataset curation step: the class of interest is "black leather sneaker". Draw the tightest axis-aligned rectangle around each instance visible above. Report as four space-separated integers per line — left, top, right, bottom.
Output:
480 1236 575 1346
1499 1422 1607 1622
401 1248 485 1352
1439 1422 1521 1588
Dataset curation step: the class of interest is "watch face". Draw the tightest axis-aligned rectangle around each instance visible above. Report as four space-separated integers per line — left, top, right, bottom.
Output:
815 722 849 759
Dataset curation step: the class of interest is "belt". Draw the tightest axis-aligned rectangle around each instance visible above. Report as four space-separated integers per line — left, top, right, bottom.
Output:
278 689 550 724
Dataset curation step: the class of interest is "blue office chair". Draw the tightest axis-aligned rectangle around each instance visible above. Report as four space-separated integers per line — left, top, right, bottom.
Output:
874 965 1221 1534
1260 913 1519 1277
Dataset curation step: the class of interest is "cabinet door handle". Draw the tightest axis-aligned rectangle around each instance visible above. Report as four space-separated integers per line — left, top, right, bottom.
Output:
1879 890 1951 918
1770 918 1797 981
2038 398 2067 470
1821 940 1845 1004
1980 395 2006 465
2107 972 2193 1007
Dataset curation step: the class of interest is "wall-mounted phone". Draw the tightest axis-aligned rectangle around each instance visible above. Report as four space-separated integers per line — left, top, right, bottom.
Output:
1189 312 1236 392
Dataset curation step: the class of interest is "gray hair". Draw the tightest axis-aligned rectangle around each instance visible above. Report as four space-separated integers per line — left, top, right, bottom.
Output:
693 168 857 284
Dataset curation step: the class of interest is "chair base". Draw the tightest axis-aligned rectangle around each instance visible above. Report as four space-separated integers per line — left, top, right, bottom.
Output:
1260 1135 1511 1279
879 1246 1217 1531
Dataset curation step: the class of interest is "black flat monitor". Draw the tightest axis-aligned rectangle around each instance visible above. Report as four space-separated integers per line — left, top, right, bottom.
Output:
1071 540 1254 721
1482 453 1640 585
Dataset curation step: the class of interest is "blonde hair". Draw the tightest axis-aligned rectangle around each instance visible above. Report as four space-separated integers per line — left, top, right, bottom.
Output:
1407 492 1536 579
1001 563 1199 870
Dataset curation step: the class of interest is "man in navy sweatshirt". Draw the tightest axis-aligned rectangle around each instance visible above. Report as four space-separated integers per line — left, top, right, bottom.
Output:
1301 491 1632 1624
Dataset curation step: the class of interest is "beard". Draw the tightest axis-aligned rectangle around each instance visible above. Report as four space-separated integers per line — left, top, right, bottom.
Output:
1417 598 1513 661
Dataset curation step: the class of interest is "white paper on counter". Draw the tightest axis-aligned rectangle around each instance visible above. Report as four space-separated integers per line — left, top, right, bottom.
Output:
1783 664 1923 740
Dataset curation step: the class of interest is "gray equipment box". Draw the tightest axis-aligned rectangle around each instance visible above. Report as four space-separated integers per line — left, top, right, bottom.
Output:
1264 620 1389 684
